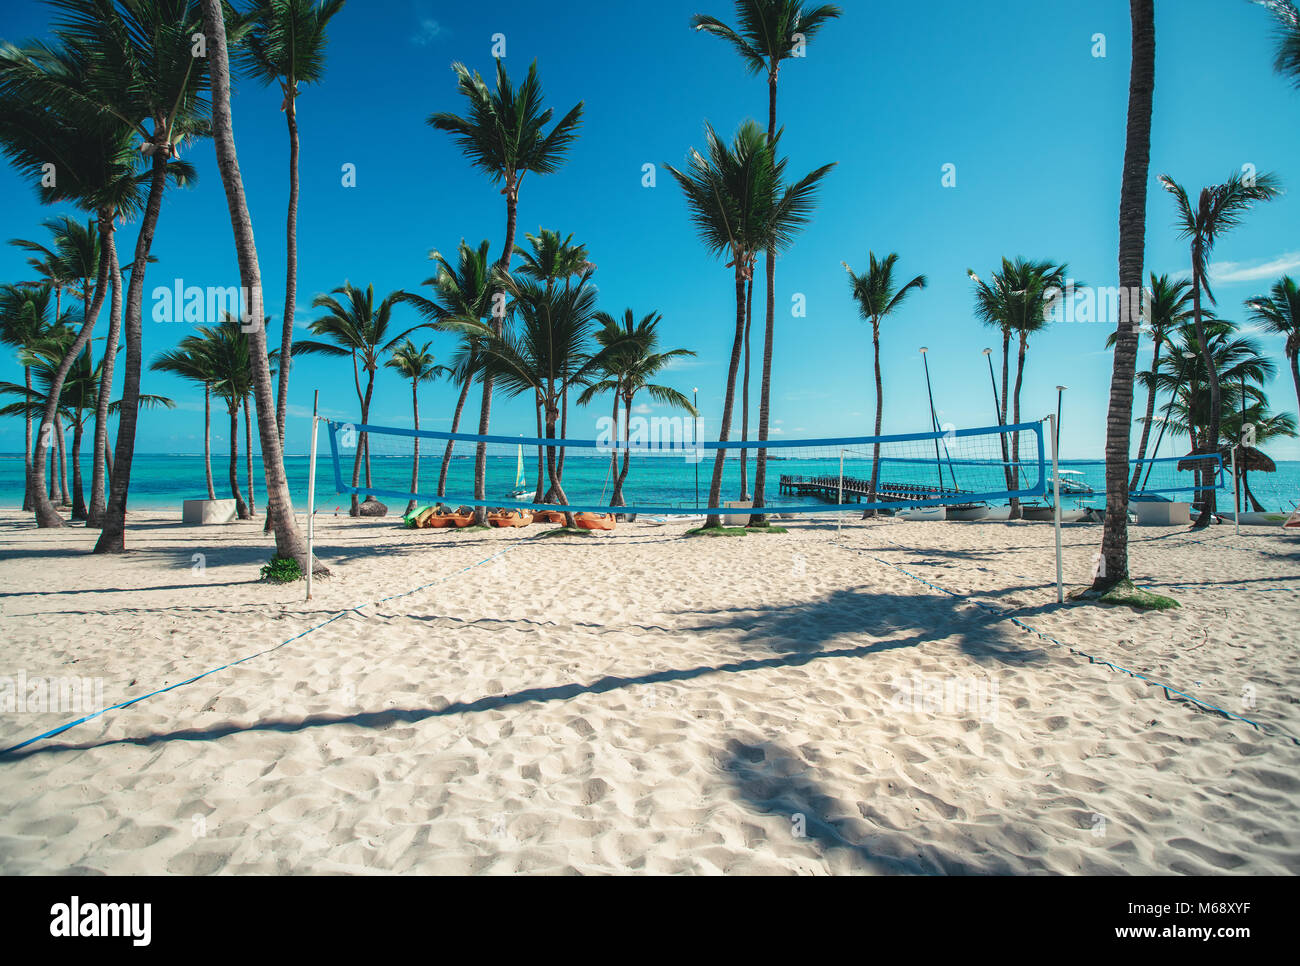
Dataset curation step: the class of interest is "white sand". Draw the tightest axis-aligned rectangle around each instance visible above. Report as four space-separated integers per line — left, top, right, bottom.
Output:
0 509 1297 874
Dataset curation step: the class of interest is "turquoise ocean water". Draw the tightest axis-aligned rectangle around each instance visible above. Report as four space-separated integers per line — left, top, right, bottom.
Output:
3 449 1297 514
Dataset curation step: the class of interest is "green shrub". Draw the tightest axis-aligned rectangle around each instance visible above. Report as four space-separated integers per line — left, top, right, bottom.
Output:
260 555 304 583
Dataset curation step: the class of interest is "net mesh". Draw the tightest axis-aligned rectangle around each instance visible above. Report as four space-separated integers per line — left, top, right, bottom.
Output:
321 419 1049 515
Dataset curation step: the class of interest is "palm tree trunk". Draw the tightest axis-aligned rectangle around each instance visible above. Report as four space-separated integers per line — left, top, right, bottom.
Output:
438 374 471 499
1190 269 1216 527
864 320 883 519
55 415 69 506
474 172 519 524
406 378 420 515
1130 338 1162 491
228 405 248 518
22 366 32 512
203 384 216 499
1096 0 1155 586
94 147 169 552
1009 333 1027 520
243 394 255 515
201 0 322 573
748 72 780 527
1289 349 1300 430
1000 329 1014 492
708 270 749 528
276 92 299 449
557 387 568 483
32 223 111 529
740 273 752 500
535 397 547 503
71 416 87 519
361 375 374 498
616 394 632 505
48 440 56 501
544 404 573 527
87 221 121 528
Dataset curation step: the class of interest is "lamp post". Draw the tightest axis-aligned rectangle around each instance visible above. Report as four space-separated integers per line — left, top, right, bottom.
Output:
693 387 699 509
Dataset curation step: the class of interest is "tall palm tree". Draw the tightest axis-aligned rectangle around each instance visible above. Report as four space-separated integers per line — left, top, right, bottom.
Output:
1105 274 1193 490
235 0 347 467
667 120 833 527
1252 1 1300 87
151 342 220 500
428 59 583 522
0 284 64 510
448 273 602 526
385 339 448 514
514 228 591 485
577 309 697 513
1091 0 1156 587
397 240 495 500
692 0 841 525
295 283 413 513
842 252 926 515
8 0 214 545
190 321 255 518
1245 276 1300 419
968 257 1069 519
1158 169 1281 526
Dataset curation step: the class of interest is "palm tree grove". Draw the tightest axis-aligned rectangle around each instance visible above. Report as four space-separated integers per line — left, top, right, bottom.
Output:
0 0 1298 888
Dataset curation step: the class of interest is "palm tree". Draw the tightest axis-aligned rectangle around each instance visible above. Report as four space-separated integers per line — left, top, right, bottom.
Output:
0 284 64 510
1105 274 1193 490
151 342 220 500
397 240 495 500
692 0 841 524
578 309 697 513
385 339 448 514
190 322 254 518
201 0 327 571
1222 402 1296 511
235 0 347 468
1245 276 1300 419
514 228 592 486
842 252 927 515
295 283 413 514
1159 169 1281 526
667 120 833 527
448 273 602 526
1252 1 1300 87
429 59 583 522
968 257 1069 519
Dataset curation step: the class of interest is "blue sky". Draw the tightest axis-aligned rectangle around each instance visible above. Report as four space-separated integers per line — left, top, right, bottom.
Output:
2 0 1298 460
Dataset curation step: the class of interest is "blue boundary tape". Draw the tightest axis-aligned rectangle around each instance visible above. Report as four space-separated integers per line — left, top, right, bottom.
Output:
834 535 1297 745
0 541 524 757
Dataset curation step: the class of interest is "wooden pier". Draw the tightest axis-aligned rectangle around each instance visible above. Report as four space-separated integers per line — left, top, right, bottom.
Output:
779 473 977 507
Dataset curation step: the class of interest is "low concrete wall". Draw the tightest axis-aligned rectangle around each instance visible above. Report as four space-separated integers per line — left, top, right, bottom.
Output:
182 498 238 525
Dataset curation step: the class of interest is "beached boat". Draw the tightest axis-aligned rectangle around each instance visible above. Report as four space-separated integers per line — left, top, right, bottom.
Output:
947 505 991 521
897 506 946 521
533 509 567 524
488 508 533 527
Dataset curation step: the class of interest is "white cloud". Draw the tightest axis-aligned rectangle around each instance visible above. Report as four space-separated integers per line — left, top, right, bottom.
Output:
632 403 652 415
411 18 443 46
1204 251 1300 286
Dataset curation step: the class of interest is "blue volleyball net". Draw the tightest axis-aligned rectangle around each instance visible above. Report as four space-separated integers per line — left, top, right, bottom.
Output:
319 418 1051 516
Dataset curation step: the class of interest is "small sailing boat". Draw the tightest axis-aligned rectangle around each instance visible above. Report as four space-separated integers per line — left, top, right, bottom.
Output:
507 443 530 499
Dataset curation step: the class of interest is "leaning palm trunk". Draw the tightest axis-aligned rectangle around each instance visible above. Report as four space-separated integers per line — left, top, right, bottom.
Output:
201 0 321 573
22 368 33 512
227 405 248 518
1289 349 1300 420
740 274 752 500
1096 0 1155 586
615 394 633 508
87 225 121 527
708 272 749 528
863 321 885 519
31 227 111 528
95 153 169 552
1129 340 1163 491
55 416 69 506
544 404 574 527
535 395 547 503
438 375 471 498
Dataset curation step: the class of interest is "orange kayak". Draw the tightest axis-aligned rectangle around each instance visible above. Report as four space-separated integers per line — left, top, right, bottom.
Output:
488 509 533 528
534 509 566 524
574 512 615 531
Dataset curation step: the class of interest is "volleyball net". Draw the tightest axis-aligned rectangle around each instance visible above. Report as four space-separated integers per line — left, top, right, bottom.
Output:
319 418 1051 515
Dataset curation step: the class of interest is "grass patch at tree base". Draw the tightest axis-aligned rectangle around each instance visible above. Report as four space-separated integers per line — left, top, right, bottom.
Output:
450 524 493 533
745 524 789 534
1068 578 1179 611
684 526 749 537
536 526 595 538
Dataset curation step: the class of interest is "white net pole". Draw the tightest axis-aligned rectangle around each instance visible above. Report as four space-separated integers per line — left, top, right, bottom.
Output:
1049 414 1062 603
838 449 844 538
1232 445 1240 535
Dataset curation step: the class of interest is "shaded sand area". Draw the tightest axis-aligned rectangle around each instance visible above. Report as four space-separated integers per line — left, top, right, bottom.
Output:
0 508 1297 874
